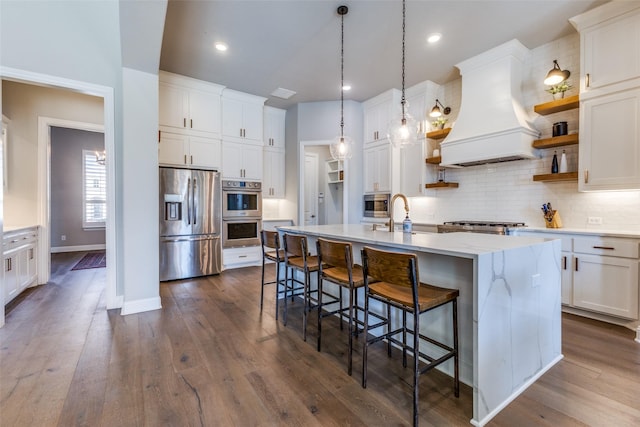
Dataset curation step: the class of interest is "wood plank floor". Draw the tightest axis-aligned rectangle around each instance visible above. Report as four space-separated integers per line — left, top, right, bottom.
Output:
1 252 639 426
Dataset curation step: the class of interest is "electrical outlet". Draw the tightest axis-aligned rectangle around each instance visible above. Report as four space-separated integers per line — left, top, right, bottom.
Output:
531 273 541 288
587 216 603 225
61 235 66 241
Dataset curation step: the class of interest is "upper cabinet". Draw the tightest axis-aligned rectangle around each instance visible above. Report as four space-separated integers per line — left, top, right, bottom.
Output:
363 89 401 144
263 106 286 149
571 2 640 96
571 3 640 191
159 71 224 138
222 89 266 145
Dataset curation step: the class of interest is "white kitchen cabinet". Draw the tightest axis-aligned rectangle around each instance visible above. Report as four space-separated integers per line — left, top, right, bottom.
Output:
571 3 640 95
363 89 400 144
263 106 286 149
222 89 266 144
579 88 640 191
263 148 285 198
3 227 38 305
364 141 393 194
399 141 427 197
223 246 261 270
222 141 262 181
516 230 639 320
159 72 224 138
158 131 221 170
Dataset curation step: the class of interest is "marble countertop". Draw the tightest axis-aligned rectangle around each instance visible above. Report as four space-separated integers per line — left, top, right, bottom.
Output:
515 226 640 239
4 225 39 233
278 224 549 259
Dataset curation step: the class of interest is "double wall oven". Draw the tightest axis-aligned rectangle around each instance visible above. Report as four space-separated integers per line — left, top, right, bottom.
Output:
222 180 262 248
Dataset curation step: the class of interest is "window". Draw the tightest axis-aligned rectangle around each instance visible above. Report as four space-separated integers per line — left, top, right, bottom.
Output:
82 149 106 228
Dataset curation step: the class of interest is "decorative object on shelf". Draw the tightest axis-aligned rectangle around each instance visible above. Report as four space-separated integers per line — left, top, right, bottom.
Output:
330 5 353 161
387 0 418 148
429 99 451 118
432 148 440 157
552 121 568 137
543 59 571 86
541 202 563 228
431 116 448 130
437 167 446 182
559 150 568 173
551 150 559 174
546 81 572 100
402 214 412 233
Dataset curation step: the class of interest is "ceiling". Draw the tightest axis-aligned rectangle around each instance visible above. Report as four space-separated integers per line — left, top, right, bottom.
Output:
160 0 607 110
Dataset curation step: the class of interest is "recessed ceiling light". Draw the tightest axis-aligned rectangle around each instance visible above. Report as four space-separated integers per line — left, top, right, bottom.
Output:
342 84 351 91
215 42 228 51
427 33 442 44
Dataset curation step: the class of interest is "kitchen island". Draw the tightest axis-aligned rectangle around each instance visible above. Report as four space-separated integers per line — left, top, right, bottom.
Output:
278 224 562 426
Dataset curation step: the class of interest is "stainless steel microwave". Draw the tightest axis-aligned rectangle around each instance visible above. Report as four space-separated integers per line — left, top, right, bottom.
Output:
363 193 390 218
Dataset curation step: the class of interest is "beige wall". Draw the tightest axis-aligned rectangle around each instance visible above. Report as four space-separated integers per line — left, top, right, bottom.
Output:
2 80 103 226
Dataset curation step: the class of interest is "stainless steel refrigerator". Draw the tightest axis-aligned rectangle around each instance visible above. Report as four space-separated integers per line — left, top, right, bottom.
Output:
159 167 222 281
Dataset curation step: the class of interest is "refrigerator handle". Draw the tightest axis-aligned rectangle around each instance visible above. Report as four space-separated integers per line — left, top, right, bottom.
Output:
192 178 197 225
187 178 191 224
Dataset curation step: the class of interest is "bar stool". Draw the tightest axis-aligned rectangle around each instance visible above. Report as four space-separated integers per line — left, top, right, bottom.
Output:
315 238 364 376
282 233 322 341
361 246 459 427
260 230 287 319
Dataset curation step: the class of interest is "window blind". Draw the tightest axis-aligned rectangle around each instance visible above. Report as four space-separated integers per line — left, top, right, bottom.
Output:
82 150 106 228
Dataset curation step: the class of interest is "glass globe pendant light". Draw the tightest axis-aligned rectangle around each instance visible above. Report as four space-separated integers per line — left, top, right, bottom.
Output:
330 5 353 161
387 0 418 148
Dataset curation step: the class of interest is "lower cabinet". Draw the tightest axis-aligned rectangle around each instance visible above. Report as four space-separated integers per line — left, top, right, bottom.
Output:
3 227 38 304
518 230 639 320
223 246 261 270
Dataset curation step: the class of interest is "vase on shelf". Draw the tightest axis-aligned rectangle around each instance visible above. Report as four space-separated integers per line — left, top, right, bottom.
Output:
552 91 566 101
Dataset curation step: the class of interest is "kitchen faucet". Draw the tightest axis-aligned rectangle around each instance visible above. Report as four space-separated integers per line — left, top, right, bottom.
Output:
388 193 409 232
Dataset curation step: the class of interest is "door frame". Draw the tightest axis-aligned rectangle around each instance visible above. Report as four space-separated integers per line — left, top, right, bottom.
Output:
1 66 119 311
298 140 349 226
303 151 319 225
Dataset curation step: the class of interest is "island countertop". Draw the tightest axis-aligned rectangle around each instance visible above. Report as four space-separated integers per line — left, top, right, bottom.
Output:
278 224 551 258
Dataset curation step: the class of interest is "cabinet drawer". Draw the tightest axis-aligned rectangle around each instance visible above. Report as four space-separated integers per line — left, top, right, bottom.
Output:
223 246 261 268
573 237 639 258
3 228 38 253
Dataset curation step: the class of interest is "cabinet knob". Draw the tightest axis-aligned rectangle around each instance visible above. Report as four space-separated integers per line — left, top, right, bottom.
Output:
584 170 589 184
585 73 590 88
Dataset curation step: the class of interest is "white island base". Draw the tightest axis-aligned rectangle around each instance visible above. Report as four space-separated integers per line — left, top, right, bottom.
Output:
278 224 562 426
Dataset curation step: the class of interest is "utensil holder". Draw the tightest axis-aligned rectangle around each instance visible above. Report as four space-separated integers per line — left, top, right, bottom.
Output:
545 210 563 228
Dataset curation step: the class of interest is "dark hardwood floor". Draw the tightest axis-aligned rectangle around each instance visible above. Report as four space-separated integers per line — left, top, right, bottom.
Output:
1 252 638 426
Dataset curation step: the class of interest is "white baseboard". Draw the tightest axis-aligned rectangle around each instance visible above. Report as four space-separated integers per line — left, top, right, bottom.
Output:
51 244 106 253
121 296 162 316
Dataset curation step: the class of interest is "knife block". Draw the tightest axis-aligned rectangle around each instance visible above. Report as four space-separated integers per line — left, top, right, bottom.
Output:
545 210 563 228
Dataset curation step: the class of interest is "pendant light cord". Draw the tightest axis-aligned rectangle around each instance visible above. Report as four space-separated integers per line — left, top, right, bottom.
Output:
340 8 345 138
401 0 406 120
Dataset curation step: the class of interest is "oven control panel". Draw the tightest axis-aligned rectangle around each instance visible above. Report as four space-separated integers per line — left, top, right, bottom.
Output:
222 180 261 190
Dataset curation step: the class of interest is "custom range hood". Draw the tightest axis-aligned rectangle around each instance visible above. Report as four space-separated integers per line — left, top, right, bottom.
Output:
440 39 539 167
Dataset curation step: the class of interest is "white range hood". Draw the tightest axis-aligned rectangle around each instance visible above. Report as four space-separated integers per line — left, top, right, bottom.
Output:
440 39 540 167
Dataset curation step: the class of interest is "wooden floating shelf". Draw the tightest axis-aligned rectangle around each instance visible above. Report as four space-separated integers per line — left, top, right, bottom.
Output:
425 156 441 164
532 171 578 182
532 133 579 149
425 181 459 189
534 94 580 115
426 128 451 140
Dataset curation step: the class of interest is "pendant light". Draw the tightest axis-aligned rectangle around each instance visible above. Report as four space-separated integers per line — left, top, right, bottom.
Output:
330 5 353 161
387 0 418 148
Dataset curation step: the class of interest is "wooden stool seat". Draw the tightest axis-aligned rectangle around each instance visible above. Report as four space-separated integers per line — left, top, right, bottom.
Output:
264 248 286 263
369 282 459 312
321 264 365 287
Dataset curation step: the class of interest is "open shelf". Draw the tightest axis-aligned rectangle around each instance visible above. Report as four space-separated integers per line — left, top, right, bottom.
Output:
532 171 578 182
425 156 441 165
534 94 579 115
532 133 579 149
425 181 459 189
426 128 451 140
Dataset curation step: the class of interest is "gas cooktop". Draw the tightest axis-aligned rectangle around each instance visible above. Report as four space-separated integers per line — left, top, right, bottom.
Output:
438 221 526 235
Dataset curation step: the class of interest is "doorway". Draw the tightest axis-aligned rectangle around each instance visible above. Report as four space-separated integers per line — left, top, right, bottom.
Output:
304 152 319 225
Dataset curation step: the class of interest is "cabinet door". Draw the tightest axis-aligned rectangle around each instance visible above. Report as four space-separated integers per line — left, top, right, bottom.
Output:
26 244 37 286
242 144 263 181
222 142 244 179
188 88 221 136
573 254 639 319
363 103 380 144
363 146 378 193
189 137 221 169
222 98 245 140
579 89 640 191
263 149 285 198
4 255 18 302
159 82 187 129
561 252 573 305
264 107 286 148
242 103 264 143
16 248 29 291
159 132 188 166
582 12 640 92
375 144 392 193
400 141 426 197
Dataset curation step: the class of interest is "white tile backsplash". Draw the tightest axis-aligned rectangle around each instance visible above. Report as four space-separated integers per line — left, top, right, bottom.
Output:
412 33 640 231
